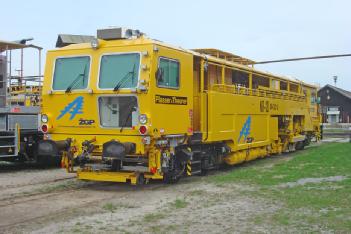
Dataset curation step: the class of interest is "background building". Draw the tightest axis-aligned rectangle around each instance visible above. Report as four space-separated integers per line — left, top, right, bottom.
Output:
318 84 351 123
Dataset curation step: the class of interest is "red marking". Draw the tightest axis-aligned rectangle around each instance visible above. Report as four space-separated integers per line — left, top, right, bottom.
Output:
71 146 78 153
189 109 193 117
11 107 21 113
150 167 157 174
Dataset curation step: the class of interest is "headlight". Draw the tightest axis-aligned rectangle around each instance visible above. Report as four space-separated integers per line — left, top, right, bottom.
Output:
41 114 48 123
139 114 148 124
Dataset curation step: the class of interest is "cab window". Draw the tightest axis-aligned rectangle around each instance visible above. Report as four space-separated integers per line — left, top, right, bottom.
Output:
53 56 90 90
157 57 180 89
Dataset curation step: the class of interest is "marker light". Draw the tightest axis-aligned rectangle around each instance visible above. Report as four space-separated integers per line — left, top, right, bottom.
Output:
139 114 148 124
91 38 99 50
139 125 147 135
41 124 48 133
41 114 48 123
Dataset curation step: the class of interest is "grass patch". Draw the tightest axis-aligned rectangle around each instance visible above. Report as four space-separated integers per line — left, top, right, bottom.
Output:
323 128 350 133
187 189 206 196
146 224 179 233
211 143 351 232
170 198 188 209
119 203 139 209
102 202 118 212
102 202 119 220
143 212 166 222
102 202 138 212
213 143 351 185
71 227 82 233
36 180 82 194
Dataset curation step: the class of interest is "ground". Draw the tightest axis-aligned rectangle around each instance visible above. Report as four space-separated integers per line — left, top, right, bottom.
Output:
0 140 350 234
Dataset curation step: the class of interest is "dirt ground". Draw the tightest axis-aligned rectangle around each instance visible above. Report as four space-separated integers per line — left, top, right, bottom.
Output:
0 164 282 234
0 139 347 234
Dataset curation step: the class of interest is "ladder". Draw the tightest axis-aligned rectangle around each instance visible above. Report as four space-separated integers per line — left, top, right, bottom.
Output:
186 150 203 176
0 124 19 158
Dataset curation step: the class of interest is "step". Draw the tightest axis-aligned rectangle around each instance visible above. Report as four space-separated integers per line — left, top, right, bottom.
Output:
190 139 202 143
0 154 17 158
0 145 15 148
190 160 201 164
0 136 15 139
190 170 202 175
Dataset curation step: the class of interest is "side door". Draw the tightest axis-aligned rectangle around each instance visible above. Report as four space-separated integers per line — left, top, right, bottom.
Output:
151 46 193 136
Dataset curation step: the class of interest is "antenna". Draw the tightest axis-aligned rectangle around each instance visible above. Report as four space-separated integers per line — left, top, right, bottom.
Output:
333 75 338 86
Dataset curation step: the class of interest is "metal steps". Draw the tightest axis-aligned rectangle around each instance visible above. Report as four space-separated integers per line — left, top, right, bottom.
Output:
0 144 15 148
0 135 16 139
187 150 203 175
0 125 19 158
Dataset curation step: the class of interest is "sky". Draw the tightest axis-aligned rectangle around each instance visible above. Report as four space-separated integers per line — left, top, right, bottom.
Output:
1 0 350 90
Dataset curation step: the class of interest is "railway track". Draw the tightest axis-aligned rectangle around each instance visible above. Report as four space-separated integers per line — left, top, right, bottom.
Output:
0 175 75 190
0 177 165 233
323 132 351 137
0 180 81 208
0 189 117 232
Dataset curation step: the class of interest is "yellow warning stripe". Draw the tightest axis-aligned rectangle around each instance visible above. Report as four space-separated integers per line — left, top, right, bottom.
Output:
186 160 191 176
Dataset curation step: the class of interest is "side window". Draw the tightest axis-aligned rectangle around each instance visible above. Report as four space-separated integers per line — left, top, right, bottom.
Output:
311 91 316 104
232 70 249 87
252 74 270 89
271 79 279 89
157 57 180 89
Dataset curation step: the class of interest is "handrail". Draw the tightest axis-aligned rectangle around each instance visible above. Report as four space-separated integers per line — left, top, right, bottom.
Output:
6 75 43 107
211 84 306 102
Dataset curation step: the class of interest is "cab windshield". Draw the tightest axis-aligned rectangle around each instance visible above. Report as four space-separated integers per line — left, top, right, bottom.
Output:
99 53 140 89
52 56 90 91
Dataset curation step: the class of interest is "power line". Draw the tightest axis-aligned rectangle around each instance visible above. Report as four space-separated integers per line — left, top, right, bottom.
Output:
254 54 351 64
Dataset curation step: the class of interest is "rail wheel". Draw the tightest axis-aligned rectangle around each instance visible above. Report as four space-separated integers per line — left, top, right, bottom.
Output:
163 158 184 184
36 154 61 167
111 159 122 171
295 141 305 150
136 173 146 185
163 172 181 184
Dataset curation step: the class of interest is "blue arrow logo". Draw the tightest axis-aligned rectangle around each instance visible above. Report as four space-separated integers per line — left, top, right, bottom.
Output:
57 96 84 120
238 116 251 143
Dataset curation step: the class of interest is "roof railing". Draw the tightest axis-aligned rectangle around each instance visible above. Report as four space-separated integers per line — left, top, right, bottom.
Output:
211 84 306 102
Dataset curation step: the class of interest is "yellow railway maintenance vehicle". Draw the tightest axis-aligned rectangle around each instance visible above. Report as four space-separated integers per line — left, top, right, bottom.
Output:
38 28 321 184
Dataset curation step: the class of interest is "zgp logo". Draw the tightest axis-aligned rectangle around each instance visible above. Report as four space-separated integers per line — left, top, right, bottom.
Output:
57 96 84 120
237 116 251 143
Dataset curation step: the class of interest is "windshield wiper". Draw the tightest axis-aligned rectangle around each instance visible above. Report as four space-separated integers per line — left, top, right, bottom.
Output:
120 103 137 133
65 72 85 93
113 63 136 92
